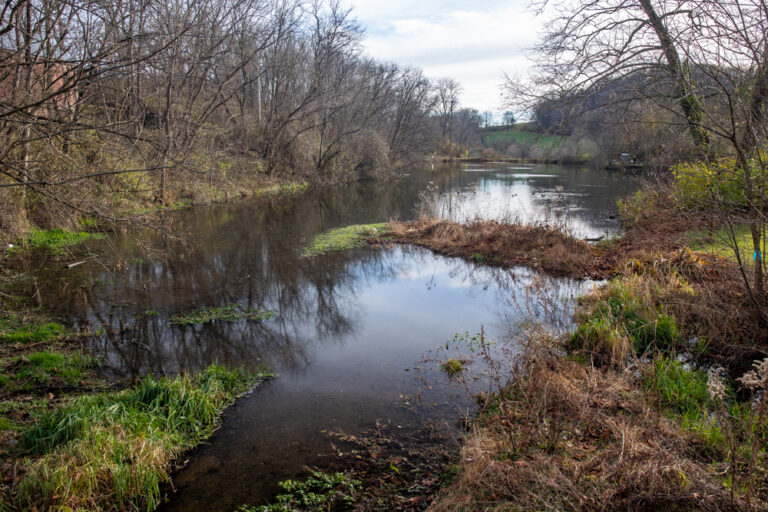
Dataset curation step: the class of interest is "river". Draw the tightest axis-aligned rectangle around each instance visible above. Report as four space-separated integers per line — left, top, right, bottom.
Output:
24 162 637 510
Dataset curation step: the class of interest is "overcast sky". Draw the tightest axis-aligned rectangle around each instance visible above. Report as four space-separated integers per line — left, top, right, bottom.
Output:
347 0 541 115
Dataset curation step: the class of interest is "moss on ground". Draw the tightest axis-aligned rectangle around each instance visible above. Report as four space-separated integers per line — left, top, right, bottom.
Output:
302 223 389 257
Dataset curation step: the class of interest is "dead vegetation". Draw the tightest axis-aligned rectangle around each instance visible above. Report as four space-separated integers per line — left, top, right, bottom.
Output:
396 196 768 512
428 338 755 512
386 219 595 278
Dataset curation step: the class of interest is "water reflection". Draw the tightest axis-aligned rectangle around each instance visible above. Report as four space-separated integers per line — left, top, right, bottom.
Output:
156 246 592 511
18 162 634 510
424 163 636 237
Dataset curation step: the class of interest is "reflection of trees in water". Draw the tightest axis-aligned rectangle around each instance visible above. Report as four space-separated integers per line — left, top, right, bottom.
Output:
79 243 402 380
407 246 589 336
23 163 610 380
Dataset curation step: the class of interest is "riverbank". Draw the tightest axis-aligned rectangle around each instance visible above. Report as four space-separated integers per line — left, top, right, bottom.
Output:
5 161 764 511
0 247 276 509
290 185 767 510
0 356 271 510
393 198 767 509
0 157 312 247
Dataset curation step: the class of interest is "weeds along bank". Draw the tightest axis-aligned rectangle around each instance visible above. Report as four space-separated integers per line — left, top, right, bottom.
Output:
2 156 766 510
0 357 272 510
0 247 275 511
426 170 768 510
0 147 329 247
263 167 766 510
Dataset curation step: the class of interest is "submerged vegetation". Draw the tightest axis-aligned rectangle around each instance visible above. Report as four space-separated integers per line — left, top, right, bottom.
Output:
440 358 465 376
238 471 361 512
170 305 277 326
302 223 389 257
7 364 272 511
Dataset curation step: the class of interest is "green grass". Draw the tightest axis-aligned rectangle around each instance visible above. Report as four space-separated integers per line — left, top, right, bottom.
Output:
569 276 681 364
643 356 734 456
15 364 273 512
302 223 389 257
688 224 765 264
2 351 99 391
237 471 360 512
21 228 105 253
480 128 566 151
0 320 66 344
170 305 276 326
646 357 710 422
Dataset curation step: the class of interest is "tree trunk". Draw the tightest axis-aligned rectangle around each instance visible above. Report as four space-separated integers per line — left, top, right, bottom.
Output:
638 0 711 156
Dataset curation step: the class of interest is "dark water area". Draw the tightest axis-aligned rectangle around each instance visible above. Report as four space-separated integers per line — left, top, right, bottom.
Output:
18 162 637 510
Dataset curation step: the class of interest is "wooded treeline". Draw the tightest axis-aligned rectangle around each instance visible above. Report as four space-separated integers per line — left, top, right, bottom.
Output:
0 0 439 239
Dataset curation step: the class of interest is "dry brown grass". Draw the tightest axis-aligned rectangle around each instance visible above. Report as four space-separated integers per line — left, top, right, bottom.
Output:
386 219 595 278
428 343 752 512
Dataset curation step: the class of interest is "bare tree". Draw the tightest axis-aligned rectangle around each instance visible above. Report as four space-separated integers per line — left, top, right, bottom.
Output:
0 0 441 240
514 0 767 313
510 0 711 154
434 77 462 143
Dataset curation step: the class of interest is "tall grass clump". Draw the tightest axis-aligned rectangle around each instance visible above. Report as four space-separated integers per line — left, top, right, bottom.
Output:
568 275 684 366
646 357 711 422
15 364 272 512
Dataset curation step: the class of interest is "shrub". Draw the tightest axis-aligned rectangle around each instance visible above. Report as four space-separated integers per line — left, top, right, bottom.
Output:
672 158 746 210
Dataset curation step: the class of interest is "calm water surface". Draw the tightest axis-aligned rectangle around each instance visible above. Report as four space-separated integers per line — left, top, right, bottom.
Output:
27 163 637 510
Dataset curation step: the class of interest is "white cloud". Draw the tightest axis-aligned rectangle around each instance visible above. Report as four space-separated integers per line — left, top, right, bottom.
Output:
347 1 541 113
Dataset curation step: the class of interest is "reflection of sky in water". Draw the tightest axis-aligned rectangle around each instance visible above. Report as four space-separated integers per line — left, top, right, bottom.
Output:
26 162 634 511
425 163 636 238
159 246 594 512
